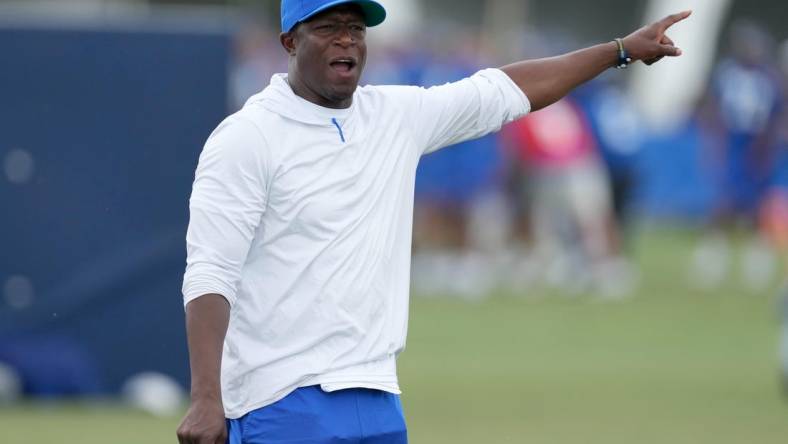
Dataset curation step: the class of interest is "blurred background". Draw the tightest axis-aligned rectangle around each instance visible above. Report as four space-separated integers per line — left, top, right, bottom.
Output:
1 0 787 442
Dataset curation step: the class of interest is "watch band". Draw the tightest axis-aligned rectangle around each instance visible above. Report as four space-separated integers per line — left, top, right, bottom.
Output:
615 38 632 69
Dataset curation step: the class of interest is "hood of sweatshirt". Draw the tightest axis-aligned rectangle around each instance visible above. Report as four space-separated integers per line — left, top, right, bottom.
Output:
244 73 356 127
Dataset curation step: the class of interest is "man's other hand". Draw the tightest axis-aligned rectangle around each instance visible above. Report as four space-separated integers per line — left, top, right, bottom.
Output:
623 10 692 65
176 398 227 444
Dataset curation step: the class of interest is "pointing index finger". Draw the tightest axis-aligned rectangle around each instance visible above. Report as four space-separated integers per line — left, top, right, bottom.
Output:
660 10 692 30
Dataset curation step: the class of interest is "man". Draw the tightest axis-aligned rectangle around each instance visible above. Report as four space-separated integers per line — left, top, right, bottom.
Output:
710 19 782 224
177 1 690 443
502 94 629 297
691 19 783 291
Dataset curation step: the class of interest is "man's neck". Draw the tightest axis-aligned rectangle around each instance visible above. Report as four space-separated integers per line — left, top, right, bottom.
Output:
286 73 352 109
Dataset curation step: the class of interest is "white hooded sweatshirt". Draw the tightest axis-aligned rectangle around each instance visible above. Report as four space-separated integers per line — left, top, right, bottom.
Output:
182 68 530 418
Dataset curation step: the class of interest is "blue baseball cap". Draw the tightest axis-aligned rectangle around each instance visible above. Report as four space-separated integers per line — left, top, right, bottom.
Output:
281 0 387 33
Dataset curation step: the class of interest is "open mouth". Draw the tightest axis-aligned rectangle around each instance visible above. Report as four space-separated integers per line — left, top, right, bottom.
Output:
329 57 358 74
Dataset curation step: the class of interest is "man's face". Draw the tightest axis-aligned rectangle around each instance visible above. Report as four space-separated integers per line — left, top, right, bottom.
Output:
283 5 367 107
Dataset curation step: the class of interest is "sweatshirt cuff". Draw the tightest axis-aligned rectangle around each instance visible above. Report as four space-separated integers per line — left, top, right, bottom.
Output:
478 67 532 119
182 272 238 308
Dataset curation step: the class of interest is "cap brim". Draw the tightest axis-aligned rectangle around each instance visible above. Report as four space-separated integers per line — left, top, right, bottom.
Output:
298 0 386 29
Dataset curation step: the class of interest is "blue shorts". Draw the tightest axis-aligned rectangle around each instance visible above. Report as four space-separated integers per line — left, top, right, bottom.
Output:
226 386 408 444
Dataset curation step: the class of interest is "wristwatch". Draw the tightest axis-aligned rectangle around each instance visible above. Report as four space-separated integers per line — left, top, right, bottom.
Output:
615 38 632 69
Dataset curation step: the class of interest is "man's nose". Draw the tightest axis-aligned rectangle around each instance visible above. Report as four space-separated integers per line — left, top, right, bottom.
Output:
334 26 355 47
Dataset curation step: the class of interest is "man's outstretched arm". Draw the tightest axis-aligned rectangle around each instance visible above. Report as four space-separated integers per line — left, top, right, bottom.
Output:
177 294 230 444
502 10 692 111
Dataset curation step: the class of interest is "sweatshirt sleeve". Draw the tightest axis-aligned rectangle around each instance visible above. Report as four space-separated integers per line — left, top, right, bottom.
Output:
409 68 531 155
181 115 270 307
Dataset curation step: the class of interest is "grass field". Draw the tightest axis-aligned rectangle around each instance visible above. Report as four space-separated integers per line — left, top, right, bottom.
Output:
2 229 787 443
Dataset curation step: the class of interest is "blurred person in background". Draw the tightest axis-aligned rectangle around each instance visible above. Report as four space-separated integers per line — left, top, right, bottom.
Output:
692 19 784 292
760 40 788 262
230 25 286 110
771 40 788 397
501 95 634 298
574 73 645 253
176 0 691 441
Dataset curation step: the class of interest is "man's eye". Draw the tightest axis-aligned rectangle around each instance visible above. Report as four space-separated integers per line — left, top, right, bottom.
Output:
350 25 366 32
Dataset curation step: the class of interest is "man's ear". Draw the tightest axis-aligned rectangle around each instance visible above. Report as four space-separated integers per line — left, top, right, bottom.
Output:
279 31 297 56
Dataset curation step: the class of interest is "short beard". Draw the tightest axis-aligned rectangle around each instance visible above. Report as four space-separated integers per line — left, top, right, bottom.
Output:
324 84 357 103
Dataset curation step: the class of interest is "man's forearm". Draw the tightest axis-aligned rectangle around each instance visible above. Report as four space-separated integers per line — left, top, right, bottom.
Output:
502 10 691 112
185 294 230 402
501 42 617 112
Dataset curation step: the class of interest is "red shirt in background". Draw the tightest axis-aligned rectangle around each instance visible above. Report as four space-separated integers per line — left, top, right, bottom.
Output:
503 97 597 169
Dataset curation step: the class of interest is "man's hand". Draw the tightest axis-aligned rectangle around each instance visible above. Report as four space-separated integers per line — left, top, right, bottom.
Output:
177 398 227 444
623 10 692 65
